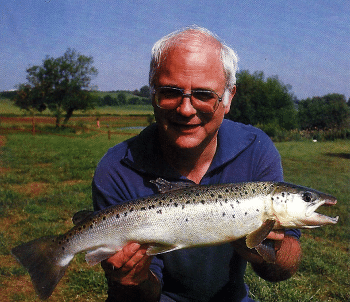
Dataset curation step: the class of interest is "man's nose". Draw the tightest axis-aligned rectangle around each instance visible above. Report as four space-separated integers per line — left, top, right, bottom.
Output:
176 96 197 116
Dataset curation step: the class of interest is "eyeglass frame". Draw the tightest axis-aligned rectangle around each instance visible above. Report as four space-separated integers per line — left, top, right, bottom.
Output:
151 86 225 113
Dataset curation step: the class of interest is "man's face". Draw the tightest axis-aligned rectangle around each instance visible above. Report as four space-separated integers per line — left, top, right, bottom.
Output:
153 39 234 151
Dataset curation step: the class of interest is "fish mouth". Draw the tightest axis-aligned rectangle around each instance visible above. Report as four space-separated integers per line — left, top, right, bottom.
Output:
305 198 339 226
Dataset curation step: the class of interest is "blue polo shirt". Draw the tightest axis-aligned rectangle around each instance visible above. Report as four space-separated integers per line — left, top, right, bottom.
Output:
92 119 300 302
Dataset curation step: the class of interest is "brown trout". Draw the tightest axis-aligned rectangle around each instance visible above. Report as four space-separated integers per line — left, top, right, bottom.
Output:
12 179 338 300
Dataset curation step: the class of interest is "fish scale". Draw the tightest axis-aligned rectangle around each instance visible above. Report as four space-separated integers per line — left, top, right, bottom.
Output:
11 179 338 300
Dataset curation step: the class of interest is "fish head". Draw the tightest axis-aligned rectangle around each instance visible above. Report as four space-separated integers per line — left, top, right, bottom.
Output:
271 183 339 228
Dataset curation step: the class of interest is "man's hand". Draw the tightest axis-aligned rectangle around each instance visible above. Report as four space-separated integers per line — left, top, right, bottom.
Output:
101 242 153 286
101 242 161 302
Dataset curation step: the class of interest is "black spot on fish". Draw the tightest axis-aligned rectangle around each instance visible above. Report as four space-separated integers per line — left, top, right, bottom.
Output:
225 199 228 203
252 189 256 194
232 214 235 218
211 193 215 197
231 204 234 209
186 200 191 204
200 200 205 204
157 209 162 214
182 205 185 209
169 199 173 203
196 193 200 196
236 200 240 204
282 192 285 197
116 214 120 219
174 203 178 207
256 209 259 212
103 216 106 220
130 207 134 212
218 194 223 199
159 201 163 206
223 212 226 217
271 197 274 201
225 189 229 193
185 218 188 222
90 225 93 229
141 207 146 211
245 191 248 195
62 247 65 251
124 212 127 217
245 212 248 216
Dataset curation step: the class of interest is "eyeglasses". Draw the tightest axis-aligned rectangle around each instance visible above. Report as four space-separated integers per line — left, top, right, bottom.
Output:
153 86 223 113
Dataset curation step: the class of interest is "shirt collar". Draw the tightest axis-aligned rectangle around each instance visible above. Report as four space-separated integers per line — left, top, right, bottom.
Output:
208 119 256 174
122 120 256 178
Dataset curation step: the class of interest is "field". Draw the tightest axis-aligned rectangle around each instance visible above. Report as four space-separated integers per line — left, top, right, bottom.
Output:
0 114 349 301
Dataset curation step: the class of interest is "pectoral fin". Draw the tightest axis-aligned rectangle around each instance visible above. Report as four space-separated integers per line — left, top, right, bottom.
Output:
246 219 275 249
255 240 276 263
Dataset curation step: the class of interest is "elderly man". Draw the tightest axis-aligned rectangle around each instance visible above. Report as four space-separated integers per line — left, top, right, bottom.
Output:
92 26 301 302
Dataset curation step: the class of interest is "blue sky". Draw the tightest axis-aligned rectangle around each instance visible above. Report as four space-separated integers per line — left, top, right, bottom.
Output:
1 0 349 100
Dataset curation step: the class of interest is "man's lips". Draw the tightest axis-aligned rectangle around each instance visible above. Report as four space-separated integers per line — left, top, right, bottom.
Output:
169 121 202 131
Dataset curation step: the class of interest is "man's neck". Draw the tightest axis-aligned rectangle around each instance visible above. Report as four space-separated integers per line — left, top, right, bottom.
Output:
160 136 218 184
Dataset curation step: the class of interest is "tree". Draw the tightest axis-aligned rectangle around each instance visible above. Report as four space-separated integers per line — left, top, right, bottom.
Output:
14 48 98 126
298 94 350 130
228 70 297 130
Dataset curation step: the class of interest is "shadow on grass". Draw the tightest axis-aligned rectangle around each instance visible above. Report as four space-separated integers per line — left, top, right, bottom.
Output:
325 153 350 160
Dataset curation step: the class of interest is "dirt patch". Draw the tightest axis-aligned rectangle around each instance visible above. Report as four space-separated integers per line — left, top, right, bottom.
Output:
0 135 6 147
9 180 91 198
12 182 51 198
62 179 90 186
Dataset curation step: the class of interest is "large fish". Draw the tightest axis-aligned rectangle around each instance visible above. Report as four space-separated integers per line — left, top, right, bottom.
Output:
12 179 338 300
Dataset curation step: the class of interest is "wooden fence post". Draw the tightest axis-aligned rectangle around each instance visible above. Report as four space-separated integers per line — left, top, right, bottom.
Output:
107 124 111 140
32 116 35 135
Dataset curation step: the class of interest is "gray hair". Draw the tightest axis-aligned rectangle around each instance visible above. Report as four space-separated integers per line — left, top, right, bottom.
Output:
149 26 239 105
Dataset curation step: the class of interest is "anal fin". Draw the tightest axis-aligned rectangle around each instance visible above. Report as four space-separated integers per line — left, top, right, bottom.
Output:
146 243 181 256
246 219 275 249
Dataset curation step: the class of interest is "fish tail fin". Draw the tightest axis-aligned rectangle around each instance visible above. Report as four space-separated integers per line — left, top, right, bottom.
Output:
11 236 72 300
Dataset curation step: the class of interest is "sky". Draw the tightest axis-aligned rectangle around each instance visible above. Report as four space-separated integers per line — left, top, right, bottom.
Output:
1 0 349 100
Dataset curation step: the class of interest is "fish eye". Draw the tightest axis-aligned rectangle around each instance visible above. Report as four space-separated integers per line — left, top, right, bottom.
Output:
302 192 313 203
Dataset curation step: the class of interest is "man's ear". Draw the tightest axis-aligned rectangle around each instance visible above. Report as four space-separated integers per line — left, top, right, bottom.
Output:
223 85 236 114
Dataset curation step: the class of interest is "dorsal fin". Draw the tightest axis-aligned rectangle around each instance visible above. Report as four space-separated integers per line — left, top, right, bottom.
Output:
72 210 94 225
150 178 196 193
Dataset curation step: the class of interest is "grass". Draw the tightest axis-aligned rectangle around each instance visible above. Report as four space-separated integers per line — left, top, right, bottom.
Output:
0 127 349 301
245 140 350 301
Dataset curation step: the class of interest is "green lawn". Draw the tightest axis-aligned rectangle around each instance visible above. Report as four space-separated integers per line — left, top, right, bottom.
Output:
0 131 349 301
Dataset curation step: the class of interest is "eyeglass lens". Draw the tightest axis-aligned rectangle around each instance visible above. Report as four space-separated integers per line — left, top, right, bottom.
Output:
155 87 219 113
